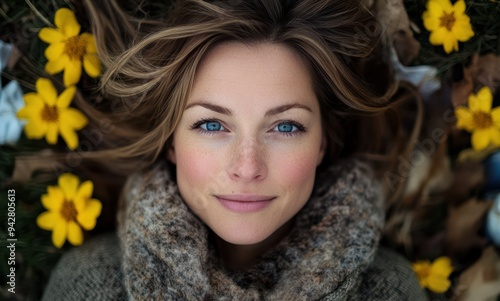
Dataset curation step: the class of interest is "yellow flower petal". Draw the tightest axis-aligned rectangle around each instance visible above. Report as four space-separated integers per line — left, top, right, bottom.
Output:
59 108 88 130
426 1 445 17
426 274 451 293
43 186 65 210
468 94 479 112
430 256 453 277
38 28 65 43
492 108 500 127
434 0 453 11
423 12 440 31
74 197 85 214
24 118 48 139
455 107 474 131
60 126 79 150
55 8 81 38
37 211 58 230
83 54 101 78
429 27 448 45
85 199 102 218
472 129 491 151
455 14 471 26
475 87 493 112
443 33 458 54
23 93 44 109
46 123 59 145
453 0 466 14
67 221 83 246
56 86 76 109
17 105 41 119
77 199 101 230
74 181 94 212
52 219 68 249
64 59 82 86
77 214 97 231
490 127 500 146
36 78 57 106
44 42 65 61
58 173 80 200
75 181 94 201
45 55 69 75
452 23 474 41
81 33 97 54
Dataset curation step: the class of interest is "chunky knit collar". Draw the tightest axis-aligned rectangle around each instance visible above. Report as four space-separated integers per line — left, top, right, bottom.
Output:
117 159 384 300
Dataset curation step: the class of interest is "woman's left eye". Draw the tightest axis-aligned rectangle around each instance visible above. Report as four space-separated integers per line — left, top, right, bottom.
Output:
276 123 296 132
273 121 306 136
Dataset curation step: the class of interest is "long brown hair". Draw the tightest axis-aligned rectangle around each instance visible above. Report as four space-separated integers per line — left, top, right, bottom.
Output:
76 0 418 198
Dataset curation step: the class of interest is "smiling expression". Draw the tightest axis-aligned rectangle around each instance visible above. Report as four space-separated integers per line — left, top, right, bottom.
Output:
168 42 326 245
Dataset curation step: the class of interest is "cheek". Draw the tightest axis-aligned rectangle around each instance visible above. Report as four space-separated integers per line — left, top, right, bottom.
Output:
272 134 324 190
177 149 214 184
174 143 221 211
274 151 318 193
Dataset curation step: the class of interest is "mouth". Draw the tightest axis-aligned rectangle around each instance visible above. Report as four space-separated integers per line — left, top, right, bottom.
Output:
214 195 276 213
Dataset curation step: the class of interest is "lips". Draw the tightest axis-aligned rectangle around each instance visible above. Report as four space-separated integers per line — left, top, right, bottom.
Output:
214 194 275 213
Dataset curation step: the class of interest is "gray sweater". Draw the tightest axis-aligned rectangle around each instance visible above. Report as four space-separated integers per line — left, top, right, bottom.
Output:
42 233 427 300
43 159 428 300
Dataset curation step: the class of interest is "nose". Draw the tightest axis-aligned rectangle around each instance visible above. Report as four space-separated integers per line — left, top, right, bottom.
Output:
227 137 267 182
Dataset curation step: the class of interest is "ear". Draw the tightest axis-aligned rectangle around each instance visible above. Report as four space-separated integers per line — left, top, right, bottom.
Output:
317 134 327 166
167 141 177 164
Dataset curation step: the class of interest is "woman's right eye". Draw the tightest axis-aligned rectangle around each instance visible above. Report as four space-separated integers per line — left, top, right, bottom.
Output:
191 119 226 135
200 121 225 131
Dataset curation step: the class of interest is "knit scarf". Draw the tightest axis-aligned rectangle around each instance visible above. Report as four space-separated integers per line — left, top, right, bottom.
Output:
117 159 384 300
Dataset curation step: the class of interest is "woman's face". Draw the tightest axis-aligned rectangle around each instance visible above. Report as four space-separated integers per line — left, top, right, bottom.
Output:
169 42 326 245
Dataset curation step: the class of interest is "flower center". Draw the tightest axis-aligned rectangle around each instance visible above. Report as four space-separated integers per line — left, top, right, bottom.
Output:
64 35 87 60
439 12 456 31
473 111 493 129
41 105 59 122
60 201 78 221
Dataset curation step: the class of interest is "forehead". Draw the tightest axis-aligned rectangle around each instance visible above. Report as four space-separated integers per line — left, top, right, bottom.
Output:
188 42 316 108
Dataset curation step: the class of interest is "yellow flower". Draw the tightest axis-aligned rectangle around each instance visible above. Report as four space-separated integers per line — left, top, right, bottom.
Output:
38 8 101 86
455 86 500 151
17 78 88 150
422 0 474 54
412 256 453 293
36 174 102 248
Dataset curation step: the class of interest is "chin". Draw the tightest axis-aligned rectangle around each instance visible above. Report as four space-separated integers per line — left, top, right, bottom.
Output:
213 223 273 245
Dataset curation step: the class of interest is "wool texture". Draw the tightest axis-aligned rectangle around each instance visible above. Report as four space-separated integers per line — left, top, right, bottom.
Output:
118 159 387 300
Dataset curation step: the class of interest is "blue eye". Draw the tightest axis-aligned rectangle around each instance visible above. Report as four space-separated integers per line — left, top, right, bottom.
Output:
201 121 224 131
276 123 296 133
191 118 226 135
274 121 306 137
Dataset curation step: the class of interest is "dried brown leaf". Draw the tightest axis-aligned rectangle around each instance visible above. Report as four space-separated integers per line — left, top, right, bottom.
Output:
456 247 500 301
11 150 55 183
371 0 421 64
473 54 500 95
452 53 500 107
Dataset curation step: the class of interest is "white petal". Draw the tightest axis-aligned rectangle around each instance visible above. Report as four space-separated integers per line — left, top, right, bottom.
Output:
2 81 25 111
0 117 24 144
0 40 13 72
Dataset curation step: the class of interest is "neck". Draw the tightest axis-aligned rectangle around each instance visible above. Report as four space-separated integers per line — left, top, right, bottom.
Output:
215 219 294 270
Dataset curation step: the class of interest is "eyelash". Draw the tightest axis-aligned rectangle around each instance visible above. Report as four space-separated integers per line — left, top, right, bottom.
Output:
189 118 307 137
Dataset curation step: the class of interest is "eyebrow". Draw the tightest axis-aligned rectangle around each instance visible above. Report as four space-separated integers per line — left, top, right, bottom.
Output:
185 101 313 117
